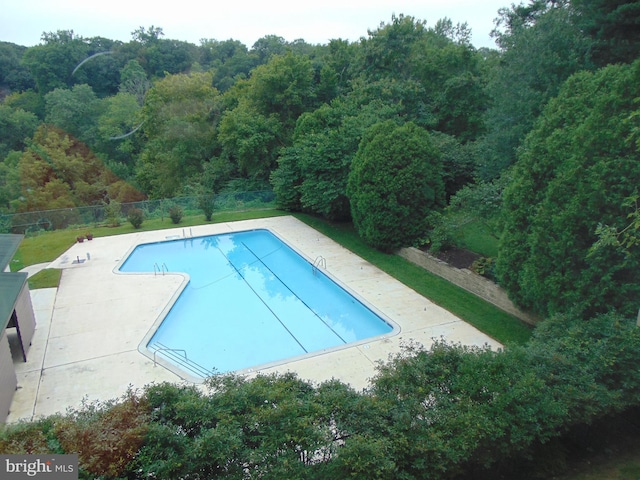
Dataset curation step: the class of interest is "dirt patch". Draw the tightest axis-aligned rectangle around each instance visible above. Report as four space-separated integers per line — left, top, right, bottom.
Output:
424 246 482 270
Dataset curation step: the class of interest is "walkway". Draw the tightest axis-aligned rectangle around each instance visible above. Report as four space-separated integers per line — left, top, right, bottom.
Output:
8 216 500 422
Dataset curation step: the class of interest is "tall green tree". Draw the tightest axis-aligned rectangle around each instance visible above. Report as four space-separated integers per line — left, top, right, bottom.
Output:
347 120 445 251
0 105 39 160
0 41 34 92
359 14 487 141
217 102 282 181
44 84 102 145
136 72 220 197
478 1 592 179
271 97 399 220
21 30 90 95
199 39 257 91
571 0 640 65
243 51 316 131
496 60 640 318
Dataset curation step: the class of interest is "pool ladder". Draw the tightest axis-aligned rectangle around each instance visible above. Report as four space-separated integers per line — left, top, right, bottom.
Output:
153 347 187 366
154 262 168 276
312 256 326 276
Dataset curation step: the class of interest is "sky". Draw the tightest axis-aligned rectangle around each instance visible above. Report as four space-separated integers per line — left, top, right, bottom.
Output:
1 0 508 50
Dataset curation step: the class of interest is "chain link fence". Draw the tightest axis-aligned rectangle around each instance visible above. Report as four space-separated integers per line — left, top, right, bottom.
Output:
0 191 276 235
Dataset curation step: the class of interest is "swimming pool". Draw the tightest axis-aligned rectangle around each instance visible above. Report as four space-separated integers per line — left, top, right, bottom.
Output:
119 229 397 379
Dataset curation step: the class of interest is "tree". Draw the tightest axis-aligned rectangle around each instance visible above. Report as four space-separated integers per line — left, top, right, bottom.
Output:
347 121 445 251
21 30 90 95
94 92 143 170
217 103 282 182
118 60 150 105
271 97 400 220
199 39 257 91
44 84 102 145
496 60 640 318
0 105 39 160
0 41 34 92
359 14 488 140
571 0 640 66
478 2 592 179
136 72 220 197
0 151 21 212
244 51 317 131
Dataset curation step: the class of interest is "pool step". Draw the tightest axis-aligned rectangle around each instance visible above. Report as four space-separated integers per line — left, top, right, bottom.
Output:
149 342 215 379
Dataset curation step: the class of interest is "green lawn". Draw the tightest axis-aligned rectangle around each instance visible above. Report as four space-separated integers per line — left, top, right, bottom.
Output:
10 209 288 271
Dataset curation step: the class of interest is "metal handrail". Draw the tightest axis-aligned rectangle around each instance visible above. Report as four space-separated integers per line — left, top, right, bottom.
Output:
153 347 187 367
312 255 326 275
153 262 168 276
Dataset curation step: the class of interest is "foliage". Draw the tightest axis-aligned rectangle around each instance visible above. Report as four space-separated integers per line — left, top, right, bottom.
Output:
348 120 445 251
496 60 640 318
136 72 220 198
371 311 640 478
0 104 39 160
127 207 144 229
198 194 215 221
3 310 638 479
479 2 592 179
105 200 121 227
571 0 640 66
470 256 496 281
17 126 117 215
168 205 183 224
44 83 102 145
272 97 399 220
0 151 22 213
590 191 640 259
54 390 149 478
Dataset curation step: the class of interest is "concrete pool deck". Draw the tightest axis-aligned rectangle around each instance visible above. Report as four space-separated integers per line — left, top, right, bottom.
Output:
7 216 501 423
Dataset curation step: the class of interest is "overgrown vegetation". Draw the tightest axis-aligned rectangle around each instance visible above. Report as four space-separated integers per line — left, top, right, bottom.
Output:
2 0 640 475
1 312 637 479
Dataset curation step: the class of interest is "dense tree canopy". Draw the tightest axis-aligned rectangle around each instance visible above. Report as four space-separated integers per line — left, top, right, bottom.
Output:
347 120 445 251
3 5 640 476
136 72 220 197
496 60 640 318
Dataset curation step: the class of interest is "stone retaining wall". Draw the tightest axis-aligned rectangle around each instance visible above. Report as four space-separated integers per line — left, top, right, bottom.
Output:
398 247 539 326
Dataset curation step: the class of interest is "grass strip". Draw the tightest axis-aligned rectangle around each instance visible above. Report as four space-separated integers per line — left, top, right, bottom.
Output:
10 209 288 271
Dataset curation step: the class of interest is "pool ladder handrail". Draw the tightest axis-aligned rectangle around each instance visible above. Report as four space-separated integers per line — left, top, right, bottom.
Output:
312 255 326 276
153 347 187 367
154 262 168 276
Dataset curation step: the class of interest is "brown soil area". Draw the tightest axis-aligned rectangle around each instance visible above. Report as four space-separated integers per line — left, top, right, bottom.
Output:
422 246 482 270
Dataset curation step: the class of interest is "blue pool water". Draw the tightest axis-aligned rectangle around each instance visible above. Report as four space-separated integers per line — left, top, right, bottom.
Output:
119 229 395 378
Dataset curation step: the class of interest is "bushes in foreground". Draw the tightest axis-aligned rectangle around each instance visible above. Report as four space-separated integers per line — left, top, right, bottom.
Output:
2 312 640 479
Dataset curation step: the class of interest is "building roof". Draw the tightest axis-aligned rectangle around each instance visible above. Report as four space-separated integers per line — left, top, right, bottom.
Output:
0 234 24 272
0 272 28 331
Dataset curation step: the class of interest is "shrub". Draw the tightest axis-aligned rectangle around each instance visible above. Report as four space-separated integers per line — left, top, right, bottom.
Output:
168 205 183 224
347 121 445 252
471 256 496 280
198 194 215 221
54 391 149 478
104 201 121 227
127 208 144 229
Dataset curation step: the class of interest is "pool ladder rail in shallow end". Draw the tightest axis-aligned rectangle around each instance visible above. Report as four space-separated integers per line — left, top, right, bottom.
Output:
154 262 168 276
150 343 215 379
312 255 326 276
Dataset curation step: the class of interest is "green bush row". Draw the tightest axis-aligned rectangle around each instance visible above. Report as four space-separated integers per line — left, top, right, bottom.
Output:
2 311 638 479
